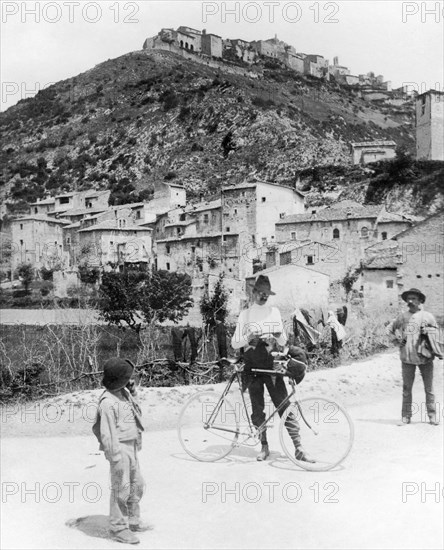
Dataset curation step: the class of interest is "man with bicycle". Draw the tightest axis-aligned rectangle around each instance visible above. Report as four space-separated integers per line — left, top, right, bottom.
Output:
231 274 314 462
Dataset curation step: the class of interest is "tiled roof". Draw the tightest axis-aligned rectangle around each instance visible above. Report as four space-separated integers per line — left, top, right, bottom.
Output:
63 206 108 217
78 221 152 233
274 240 337 254
14 215 70 224
29 198 56 206
277 204 383 224
350 141 396 147
186 199 221 213
223 181 304 196
363 256 398 269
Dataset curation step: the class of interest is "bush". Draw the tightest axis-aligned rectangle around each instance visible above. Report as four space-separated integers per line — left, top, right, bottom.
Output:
12 289 29 299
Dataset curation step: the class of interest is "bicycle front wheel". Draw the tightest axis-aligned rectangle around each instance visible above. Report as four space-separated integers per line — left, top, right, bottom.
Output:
279 397 354 471
178 391 240 462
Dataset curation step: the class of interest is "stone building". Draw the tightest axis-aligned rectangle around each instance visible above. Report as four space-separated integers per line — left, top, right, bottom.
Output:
77 211 153 269
393 212 444 320
154 182 305 315
361 248 399 312
416 90 444 161
265 240 346 282
361 212 443 319
303 54 329 78
350 141 397 164
275 202 413 280
201 30 223 58
10 215 70 274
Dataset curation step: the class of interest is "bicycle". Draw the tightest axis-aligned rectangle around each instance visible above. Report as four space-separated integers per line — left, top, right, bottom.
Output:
177 353 354 471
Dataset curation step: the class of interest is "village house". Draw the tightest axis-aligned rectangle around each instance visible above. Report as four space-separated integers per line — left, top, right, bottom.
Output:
416 89 444 161
361 238 400 311
350 141 397 165
303 54 329 79
392 213 443 320
275 202 413 281
77 207 153 269
265 240 345 281
45 190 110 218
360 212 443 319
201 29 223 58
224 38 257 63
154 182 305 316
10 215 70 274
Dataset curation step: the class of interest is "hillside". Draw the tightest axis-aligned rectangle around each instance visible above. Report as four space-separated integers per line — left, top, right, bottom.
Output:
1 48 439 216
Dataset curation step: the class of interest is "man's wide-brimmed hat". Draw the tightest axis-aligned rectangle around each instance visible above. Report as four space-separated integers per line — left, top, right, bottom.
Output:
253 275 275 296
401 288 426 304
102 357 135 391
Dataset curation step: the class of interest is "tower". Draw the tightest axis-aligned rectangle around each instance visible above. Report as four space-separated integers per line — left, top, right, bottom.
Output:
415 90 444 160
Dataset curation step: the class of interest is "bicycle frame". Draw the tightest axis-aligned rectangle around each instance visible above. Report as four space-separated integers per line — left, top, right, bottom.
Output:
204 367 316 445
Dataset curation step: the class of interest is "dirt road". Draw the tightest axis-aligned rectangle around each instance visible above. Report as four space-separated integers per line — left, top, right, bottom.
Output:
1 352 443 549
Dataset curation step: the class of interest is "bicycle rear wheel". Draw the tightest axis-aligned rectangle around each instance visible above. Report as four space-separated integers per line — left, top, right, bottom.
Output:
178 391 240 461
279 397 354 471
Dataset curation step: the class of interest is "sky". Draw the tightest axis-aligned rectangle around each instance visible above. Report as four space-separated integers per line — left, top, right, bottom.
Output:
1 0 443 111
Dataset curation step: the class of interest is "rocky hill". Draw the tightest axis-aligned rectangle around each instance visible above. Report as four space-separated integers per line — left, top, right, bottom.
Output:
1 48 441 216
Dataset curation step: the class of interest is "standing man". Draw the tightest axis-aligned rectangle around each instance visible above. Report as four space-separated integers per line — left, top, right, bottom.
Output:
387 288 439 425
231 275 313 462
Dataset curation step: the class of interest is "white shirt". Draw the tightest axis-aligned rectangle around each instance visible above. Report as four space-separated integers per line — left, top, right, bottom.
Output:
231 303 287 350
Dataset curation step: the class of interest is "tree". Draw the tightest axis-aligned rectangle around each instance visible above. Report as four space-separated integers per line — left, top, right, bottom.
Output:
98 268 193 333
200 273 229 331
15 263 34 293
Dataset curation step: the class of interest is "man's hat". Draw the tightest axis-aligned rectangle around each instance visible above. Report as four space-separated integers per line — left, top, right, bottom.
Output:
102 357 135 391
253 274 275 296
401 288 426 304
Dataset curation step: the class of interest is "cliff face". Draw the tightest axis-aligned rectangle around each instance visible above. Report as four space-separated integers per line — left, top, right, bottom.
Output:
0 49 424 212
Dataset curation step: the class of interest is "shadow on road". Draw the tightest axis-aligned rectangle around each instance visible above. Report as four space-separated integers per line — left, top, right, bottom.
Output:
66 515 112 540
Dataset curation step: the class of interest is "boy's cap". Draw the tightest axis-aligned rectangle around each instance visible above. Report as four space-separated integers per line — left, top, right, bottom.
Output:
102 357 135 391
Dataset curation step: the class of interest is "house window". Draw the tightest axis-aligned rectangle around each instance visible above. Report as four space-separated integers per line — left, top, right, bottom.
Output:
381 232 387 240
261 197 266 202
20 240 23 246
177 227 182 236
223 235 228 242
333 228 340 239
279 213 285 219
262 237 267 246
204 214 209 223
20 224 23 230
180 214 186 221
34 208 38 214
291 232 296 240
361 227 369 238
386 280 394 288
234 209 238 215
306 255 314 265
67 237 71 245
166 245 170 254
59 197 70 204
191 246 195 253
136 211 141 219
226 227 230 232
110 241 114 246
166 262 170 270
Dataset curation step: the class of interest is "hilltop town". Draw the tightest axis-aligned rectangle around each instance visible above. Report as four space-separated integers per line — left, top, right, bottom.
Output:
144 26 396 98
0 29 443 321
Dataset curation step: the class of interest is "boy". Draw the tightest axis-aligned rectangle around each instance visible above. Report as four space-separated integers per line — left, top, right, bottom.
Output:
93 357 148 544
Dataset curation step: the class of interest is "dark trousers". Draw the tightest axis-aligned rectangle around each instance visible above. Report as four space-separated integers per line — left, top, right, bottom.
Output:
401 361 436 419
246 374 301 447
